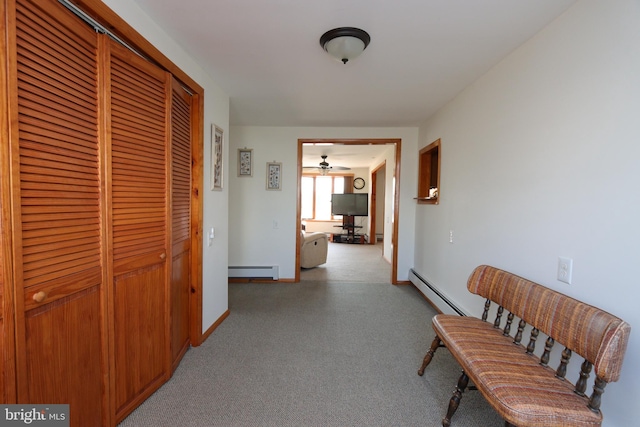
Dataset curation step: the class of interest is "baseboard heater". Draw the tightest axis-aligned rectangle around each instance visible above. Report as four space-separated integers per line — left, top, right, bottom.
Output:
409 269 466 316
229 266 279 280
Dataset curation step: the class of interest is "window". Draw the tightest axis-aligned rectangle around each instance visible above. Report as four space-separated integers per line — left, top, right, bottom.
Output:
301 175 346 220
417 139 440 204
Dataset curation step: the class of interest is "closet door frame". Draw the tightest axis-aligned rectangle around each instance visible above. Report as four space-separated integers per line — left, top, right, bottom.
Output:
0 0 17 404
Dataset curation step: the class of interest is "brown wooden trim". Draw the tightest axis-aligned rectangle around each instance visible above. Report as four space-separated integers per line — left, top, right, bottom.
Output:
417 138 440 205
391 140 401 284
163 70 173 382
0 0 17 402
97 33 116 427
6 0 27 401
97 33 115 427
189 92 204 347
200 309 230 343
295 144 303 283
298 139 402 284
370 161 386 245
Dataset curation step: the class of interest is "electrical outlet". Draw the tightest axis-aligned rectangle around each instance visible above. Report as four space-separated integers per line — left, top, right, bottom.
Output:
449 230 454 243
557 257 573 284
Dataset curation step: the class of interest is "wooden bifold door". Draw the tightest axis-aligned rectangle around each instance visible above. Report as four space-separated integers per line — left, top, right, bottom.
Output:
10 1 106 425
0 1 201 426
106 39 171 422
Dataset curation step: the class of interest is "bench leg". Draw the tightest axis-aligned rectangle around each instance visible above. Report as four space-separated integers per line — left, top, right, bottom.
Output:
443 370 469 427
418 335 442 376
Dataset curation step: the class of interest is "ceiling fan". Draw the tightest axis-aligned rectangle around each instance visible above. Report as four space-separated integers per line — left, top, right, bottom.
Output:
303 155 351 175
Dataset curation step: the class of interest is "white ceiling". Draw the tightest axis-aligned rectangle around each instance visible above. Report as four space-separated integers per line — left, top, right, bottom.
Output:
130 0 577 165
302 143 394 170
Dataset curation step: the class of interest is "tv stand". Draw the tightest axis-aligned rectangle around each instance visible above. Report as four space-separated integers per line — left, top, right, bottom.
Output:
332 215 365 244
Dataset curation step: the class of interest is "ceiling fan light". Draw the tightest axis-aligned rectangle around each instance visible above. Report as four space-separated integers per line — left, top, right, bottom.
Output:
320 27 370 64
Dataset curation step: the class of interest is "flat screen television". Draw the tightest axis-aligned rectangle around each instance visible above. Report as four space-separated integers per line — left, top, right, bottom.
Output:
331 193 368 216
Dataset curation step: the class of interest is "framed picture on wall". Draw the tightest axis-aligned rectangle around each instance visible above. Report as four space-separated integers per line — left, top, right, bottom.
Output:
238 148 253 177
266 162 282 191
211 124 224 190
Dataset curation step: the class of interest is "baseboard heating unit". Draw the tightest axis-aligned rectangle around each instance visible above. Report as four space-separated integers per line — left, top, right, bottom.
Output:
229 266 279 280
409 269 466 316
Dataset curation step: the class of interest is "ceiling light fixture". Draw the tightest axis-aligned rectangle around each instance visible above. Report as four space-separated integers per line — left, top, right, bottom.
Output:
319 27 370 64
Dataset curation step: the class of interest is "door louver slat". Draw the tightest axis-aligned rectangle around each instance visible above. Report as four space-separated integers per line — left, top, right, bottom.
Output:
16 0 100 290
171 88 191 243
110 47 167 263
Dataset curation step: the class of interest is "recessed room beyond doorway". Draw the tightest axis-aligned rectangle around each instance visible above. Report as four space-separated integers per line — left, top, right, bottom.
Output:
297 138 401 283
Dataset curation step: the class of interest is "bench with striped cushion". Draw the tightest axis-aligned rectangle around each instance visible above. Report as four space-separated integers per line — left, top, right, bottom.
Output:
418 265 630 427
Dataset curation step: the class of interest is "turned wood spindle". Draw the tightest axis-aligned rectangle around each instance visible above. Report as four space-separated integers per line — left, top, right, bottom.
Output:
503 312 514 336
588 377 607 413
575 359 593 397
418 336 442 376
526 328 539 355
555 347 572 379
514 319 526 345
493 306 504 329
443 371 469 427
482 299 491 322
540 337 555 367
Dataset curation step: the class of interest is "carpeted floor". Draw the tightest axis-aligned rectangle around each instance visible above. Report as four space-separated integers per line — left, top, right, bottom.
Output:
118 243 503 426
300 241 392 283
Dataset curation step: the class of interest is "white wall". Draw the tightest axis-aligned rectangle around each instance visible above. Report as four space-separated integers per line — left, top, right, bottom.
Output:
105 0 230 332
229 127 418 281
415 1 639 425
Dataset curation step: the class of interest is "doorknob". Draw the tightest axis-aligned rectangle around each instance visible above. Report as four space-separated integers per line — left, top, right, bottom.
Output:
33 291 47 303
159 253 166 260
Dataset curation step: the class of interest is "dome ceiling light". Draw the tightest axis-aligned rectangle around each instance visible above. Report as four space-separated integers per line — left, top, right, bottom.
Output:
319 27 371 64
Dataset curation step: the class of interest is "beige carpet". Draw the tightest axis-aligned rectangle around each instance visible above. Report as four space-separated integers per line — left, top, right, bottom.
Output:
117 242 504 426
118 281 503 426
300 241 392 283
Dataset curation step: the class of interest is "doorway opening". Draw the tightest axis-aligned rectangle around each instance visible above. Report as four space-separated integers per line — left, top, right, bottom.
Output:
296 139 401 284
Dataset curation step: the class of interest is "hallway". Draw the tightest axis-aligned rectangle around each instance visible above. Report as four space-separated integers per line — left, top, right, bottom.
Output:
300 241 391 283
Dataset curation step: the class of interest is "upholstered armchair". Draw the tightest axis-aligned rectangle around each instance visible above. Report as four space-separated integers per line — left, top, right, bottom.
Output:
300 232 328 269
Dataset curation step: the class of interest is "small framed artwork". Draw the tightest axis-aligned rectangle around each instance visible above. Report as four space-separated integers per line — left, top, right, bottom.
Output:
266 162 282 191
211 124 224 190
238 148 253 177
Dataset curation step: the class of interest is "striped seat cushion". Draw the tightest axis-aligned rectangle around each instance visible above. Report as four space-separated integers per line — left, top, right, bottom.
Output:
433 314 603 427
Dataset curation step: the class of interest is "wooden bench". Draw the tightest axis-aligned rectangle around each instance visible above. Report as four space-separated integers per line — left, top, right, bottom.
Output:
418 265 631 427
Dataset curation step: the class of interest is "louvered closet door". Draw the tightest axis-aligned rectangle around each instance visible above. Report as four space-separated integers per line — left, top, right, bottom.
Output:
11 1 105 426
107 39 171 422
170 79 192 372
